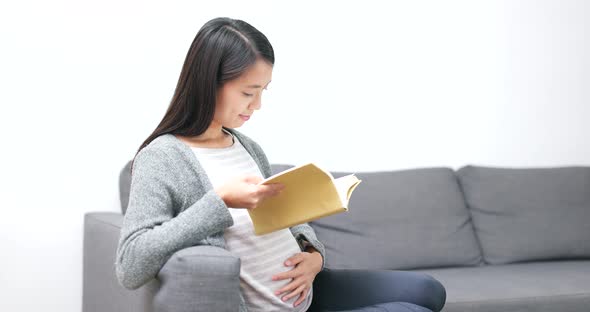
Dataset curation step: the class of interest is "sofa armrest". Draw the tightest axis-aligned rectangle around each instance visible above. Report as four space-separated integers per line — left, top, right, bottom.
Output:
154 245 242 312
83 212 158 312
84 212 242 312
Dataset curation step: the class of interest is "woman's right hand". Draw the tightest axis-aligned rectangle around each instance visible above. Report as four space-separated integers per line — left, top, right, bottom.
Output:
215 175 285 209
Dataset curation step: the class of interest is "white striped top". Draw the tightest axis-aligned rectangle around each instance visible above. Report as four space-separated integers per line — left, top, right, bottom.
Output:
190 129 313 312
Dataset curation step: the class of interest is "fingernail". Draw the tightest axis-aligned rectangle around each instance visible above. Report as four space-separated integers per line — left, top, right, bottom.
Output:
285 261 291 266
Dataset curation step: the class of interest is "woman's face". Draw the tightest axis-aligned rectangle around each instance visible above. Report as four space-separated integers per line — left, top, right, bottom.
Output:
214 58 273 128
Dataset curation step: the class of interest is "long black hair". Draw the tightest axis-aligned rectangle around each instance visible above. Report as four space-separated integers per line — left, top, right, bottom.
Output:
132 17 274 171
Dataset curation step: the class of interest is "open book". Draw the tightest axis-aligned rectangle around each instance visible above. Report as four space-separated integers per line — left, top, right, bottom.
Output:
248 163 362 235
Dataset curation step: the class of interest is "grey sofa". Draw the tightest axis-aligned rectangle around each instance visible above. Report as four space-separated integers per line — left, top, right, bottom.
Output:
83 163 590 312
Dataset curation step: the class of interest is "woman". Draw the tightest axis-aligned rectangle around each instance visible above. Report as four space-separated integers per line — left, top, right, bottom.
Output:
116 17 445 312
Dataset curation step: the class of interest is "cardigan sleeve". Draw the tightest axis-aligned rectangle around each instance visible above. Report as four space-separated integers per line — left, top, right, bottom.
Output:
115 147 234 290
290 223 327 271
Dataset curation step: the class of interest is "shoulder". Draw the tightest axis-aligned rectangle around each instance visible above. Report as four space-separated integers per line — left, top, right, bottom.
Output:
141 133 182 154
132 134 190 175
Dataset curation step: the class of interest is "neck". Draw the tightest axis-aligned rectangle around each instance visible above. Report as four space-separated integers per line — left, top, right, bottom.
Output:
196 125 226 142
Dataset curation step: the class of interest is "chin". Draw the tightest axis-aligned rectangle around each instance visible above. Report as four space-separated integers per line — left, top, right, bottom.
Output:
224 123 240 129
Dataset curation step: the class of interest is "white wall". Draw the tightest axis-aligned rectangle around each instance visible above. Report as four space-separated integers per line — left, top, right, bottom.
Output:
1 0 588 311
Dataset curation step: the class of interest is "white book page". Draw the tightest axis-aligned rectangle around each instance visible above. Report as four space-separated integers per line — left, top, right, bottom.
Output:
333 174 360 208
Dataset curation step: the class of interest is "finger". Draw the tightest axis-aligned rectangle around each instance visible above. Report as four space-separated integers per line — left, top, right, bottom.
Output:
284 253 305 267
272 183 286 191
282 283 306 302
271 267 300 281
259 184 284 196
293 287 310 307
244 176 263 184
274 278 302 296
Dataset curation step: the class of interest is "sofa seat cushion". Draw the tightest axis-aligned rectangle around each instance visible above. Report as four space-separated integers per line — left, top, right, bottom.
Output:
457 166 590 264
414 260 590 312
304 167 483 270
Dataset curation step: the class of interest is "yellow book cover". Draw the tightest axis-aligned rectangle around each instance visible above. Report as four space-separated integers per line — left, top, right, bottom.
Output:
248 163 362 235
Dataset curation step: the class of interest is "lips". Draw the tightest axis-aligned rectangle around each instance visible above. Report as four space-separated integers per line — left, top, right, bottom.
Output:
239 114 251 121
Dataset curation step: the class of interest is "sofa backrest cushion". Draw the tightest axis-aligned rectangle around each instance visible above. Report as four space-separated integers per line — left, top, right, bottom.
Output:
270 165 484 270
457 165 590 265
120 160 133 215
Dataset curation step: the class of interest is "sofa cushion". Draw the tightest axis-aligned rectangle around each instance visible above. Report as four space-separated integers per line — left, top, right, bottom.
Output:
270 165 483 270
119 160 133 214
415 260 590 312
457 166 590 265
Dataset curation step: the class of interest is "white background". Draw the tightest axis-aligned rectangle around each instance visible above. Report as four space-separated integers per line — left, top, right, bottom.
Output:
1 0 588 311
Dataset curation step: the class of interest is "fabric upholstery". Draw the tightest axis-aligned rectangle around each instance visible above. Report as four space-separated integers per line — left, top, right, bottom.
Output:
457 165 590 264
154 245 242 312
415 260 590 312
119 160 132 215
84 212 243 312
307 167 483 270
83 213 158 312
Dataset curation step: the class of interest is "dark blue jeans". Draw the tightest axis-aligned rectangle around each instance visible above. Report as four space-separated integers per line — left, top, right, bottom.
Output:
308 268 446 312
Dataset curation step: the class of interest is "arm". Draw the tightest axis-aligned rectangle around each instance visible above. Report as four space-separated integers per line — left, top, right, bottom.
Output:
291 223 326 271
154 245 243 311
115 147 234 290
272 227 326 307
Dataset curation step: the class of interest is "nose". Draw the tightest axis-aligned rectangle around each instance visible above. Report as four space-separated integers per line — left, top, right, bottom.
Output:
248 95 262 110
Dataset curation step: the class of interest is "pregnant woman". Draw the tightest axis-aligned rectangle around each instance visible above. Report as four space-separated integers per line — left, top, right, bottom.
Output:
115 17 446 312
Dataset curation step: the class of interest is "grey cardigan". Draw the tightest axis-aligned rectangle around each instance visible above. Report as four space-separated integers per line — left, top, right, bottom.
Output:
115 128 326 311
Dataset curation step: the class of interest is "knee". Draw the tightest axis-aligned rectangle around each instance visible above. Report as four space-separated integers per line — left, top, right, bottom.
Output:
413 274 446 312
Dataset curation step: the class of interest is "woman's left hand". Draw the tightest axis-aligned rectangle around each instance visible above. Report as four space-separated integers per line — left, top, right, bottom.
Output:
272 249 323 307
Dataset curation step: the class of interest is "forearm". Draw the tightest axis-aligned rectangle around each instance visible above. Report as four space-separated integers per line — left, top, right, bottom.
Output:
116 190 233 289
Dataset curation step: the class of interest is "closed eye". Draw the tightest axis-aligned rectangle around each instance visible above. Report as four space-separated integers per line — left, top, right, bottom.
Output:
243 87 268 97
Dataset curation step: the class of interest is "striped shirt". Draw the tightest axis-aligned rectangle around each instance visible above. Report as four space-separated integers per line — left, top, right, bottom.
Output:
190 128 313 312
